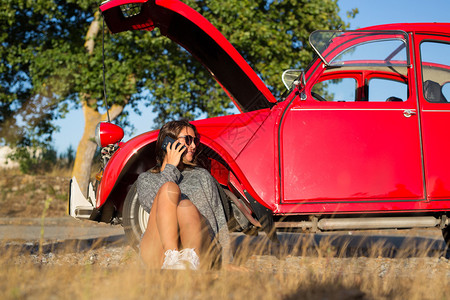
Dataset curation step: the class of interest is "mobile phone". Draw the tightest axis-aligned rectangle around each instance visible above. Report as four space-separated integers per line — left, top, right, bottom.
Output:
161 136 186 152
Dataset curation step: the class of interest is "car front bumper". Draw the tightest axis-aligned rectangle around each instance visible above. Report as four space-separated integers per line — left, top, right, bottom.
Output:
68 176 96 220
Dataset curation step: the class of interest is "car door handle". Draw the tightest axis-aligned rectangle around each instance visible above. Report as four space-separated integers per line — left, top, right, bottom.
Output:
403 109 416 118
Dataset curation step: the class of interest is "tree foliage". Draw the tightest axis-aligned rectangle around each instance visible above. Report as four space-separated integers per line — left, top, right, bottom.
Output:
191 0 348 91
143 0 353 124
8 146 57 174
1 0 354 144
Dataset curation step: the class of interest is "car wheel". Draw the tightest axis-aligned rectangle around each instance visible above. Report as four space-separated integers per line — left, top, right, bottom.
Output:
122 182 149 251
443 226 450 248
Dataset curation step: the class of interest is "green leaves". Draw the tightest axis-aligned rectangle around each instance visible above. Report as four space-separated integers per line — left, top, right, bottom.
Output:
181 0 350 99
1 0 354 145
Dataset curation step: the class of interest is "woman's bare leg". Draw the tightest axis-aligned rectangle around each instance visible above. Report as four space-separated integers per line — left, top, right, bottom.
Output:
140 199 163 268
140 181 181 268
177 199 204 254
155 182 181 251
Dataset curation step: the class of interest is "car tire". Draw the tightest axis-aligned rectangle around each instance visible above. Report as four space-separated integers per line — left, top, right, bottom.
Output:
443 226 450 248
122 182 149 251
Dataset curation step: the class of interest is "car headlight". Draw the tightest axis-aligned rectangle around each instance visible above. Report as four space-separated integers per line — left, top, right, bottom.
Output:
95 122 124 148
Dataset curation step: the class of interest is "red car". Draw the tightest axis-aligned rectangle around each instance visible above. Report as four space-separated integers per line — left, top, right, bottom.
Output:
69 0 450 249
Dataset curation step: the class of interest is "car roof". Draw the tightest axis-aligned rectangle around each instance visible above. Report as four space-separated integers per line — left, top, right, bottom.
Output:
361 23 450 35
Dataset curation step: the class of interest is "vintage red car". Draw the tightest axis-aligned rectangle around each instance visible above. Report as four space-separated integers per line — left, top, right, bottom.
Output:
69 0 450 249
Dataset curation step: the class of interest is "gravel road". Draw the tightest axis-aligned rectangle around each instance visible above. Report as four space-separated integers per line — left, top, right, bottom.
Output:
1 217 449 300
2 216 449 273
0 217 124 240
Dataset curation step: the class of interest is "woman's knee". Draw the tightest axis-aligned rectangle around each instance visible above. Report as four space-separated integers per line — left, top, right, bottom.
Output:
160 181 180 194
158 182 180 204
177 200 203 225
178 198 195 208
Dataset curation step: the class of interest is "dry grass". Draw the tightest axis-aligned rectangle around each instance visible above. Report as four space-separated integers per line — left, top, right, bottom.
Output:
1 167 448 299
1 233 449 300
0 167 449 298
44 164 73 178
0 162 95 180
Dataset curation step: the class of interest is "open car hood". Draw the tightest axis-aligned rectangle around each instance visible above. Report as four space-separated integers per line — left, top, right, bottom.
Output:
100 0 277 112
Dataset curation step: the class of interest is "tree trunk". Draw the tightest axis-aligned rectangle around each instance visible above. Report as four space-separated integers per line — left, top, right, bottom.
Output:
72 102 102 197
72 100 124 197
71 9 129 197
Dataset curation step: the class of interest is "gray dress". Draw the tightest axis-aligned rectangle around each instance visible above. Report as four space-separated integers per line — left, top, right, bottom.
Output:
136 163 232 264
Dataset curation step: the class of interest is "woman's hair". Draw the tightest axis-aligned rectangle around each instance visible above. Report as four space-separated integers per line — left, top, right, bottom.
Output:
152 120 199 173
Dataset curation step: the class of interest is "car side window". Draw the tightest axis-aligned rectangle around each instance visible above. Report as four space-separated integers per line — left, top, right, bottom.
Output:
420 41 450 103
311 77 357 102
331 39 407 66
310 35 410 103
368 78 407 102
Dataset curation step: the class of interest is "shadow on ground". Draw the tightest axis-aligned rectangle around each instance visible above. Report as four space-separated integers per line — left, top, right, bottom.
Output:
3 230 449 260
3 234 126 255
232 231 450 260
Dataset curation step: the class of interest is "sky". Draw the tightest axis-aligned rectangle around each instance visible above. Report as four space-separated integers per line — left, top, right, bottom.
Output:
52 0 450 154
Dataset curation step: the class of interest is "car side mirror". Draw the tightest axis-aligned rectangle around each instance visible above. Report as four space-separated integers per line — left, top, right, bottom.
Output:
282 69 304 90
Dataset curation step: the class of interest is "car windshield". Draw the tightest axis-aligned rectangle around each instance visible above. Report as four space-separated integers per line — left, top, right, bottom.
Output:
309 30 410 67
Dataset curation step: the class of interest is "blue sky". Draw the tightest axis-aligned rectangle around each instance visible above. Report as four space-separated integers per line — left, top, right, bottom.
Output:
52 0 450 153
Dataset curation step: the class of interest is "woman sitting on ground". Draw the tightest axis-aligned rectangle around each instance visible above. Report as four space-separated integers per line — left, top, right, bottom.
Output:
137 120 231 270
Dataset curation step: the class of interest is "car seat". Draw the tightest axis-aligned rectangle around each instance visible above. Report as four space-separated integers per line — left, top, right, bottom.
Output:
424 80 448 103
386 96 403 102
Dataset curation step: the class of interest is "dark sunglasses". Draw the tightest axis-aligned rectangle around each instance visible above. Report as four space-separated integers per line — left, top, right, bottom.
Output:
179 135 200 147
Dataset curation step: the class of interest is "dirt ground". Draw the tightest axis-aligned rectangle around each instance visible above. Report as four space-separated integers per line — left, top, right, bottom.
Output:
1 173 449 299
0 173 69 218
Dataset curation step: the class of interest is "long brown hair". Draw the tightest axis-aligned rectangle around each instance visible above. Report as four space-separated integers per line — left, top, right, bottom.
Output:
152 120 199 173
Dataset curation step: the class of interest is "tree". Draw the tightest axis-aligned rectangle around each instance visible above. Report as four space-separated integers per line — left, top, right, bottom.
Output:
0 0 355 196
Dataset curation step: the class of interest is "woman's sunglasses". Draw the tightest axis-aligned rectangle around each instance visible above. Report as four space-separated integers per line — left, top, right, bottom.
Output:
179 135 200 147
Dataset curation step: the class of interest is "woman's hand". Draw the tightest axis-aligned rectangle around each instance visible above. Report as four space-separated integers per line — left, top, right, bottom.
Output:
165 142 186 167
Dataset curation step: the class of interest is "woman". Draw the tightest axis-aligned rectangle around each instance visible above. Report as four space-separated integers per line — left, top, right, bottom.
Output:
137 120 231 270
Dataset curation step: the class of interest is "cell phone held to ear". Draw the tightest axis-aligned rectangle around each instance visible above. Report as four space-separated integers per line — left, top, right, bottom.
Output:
161 136 186 152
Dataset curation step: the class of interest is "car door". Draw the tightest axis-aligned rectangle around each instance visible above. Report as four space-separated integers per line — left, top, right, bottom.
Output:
415 33 450 202
280 32 425 213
